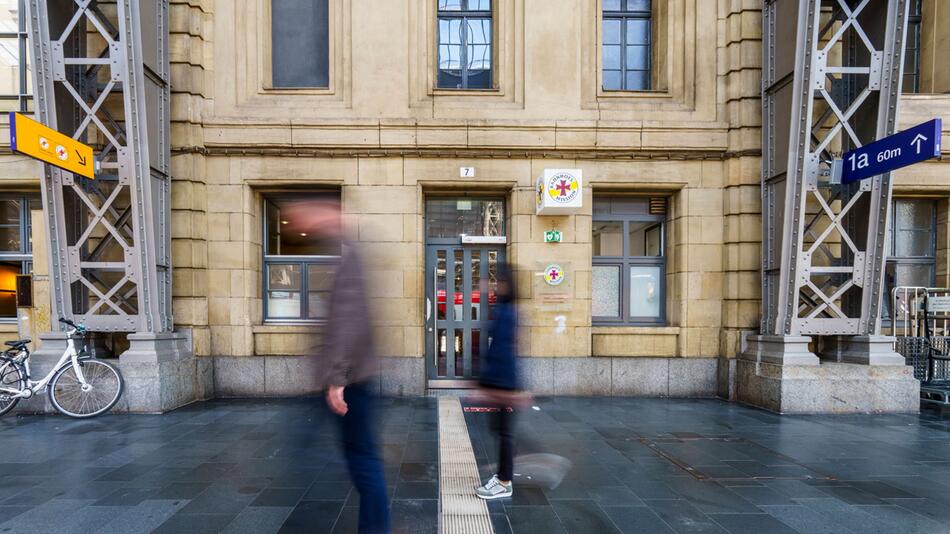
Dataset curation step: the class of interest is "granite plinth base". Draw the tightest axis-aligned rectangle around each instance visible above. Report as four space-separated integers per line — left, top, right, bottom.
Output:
737 333 918 413
735 359 919 413
518 357 718 397
212 355 426 397
112 332 205 413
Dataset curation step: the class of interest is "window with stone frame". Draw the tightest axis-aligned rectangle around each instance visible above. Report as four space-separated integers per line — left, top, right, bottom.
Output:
0 194 38 319
602 0 652 91
437 0 493 89
592 196 667 325
270 0 330 88
904 0 922 93
882 198 937 322
262 193 340 322
0 0 32 112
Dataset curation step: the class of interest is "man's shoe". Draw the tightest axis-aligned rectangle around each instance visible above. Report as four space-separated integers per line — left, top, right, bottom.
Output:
475 475 513 500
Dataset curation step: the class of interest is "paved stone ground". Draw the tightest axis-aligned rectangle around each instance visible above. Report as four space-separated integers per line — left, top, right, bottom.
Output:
1 397 950 533
0 398 437 534
466 397 950 533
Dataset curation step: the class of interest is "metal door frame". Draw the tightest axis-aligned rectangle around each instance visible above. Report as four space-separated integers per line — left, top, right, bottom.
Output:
425 243 505 388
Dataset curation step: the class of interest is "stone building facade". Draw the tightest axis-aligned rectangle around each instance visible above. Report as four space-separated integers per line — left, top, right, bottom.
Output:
0 0 948 399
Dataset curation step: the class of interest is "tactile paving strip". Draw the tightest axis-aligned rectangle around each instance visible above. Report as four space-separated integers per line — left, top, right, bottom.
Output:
438 397 493 534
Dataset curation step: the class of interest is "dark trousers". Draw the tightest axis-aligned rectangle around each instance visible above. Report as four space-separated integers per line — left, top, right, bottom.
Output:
339 382 390 534
491 409 515 481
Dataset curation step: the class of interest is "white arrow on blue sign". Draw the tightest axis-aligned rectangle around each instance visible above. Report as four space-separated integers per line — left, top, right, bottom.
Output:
841 118 942 184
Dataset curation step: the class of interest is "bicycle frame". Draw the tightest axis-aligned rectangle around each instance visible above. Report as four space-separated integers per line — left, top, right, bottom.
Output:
0 327 86 399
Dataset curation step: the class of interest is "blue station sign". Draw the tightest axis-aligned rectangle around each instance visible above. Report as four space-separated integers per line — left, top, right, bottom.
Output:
841 118 942 184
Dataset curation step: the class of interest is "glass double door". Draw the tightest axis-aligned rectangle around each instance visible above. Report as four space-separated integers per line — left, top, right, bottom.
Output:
425 245 504 386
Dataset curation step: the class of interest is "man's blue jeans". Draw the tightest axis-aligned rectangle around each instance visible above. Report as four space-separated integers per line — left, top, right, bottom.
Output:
339 381 390 534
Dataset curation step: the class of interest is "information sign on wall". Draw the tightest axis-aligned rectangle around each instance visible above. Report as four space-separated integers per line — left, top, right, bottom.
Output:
536 169 583 215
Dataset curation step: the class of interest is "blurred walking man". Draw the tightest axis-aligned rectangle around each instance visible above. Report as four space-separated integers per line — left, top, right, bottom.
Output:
312 201 390 534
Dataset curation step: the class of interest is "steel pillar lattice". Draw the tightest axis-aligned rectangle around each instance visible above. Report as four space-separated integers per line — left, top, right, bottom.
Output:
762 0 910 338
25 0 172 333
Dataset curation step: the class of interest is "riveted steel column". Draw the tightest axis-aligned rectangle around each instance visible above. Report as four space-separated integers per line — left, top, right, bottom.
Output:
25 0 74 330
25 0 172 334
761 0 910 339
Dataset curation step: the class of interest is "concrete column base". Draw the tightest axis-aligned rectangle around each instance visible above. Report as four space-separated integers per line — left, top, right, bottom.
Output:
741 335 820 366
737 333 918 413
118 331 210 413
820 335 907 365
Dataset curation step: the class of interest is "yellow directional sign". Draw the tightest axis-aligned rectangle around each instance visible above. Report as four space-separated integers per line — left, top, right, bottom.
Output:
8 112 94 179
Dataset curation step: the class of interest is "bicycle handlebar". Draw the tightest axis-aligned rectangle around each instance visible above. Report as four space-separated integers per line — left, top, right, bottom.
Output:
58 317 84 332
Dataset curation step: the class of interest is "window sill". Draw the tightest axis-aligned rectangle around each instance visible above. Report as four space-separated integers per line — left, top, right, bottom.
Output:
592 326 679 335
254 323 322 334
597 89 673 99
258 86 336 97
431 88 503 97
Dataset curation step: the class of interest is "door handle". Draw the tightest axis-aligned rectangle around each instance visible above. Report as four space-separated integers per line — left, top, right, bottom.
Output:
432 264 438 362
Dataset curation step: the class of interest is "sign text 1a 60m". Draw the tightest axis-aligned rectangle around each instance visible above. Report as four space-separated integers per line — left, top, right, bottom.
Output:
841 118 942 184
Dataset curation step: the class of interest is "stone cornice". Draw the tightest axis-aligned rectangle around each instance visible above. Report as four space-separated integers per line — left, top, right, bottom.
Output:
167 145 762 160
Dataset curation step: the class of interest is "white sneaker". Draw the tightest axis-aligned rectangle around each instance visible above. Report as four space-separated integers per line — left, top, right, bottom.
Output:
475 475 513 500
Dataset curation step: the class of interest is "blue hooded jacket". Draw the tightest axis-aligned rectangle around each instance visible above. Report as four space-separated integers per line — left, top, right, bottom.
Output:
479 301 520 391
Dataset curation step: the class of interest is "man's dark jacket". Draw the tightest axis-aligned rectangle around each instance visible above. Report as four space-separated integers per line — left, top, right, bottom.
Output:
323 241 377 387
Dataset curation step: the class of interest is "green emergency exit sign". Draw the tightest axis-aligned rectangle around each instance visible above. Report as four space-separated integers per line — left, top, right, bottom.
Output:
544 230 562 243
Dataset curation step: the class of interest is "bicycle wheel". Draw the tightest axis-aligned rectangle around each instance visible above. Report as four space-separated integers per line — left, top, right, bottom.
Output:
49 359 123 418
0 357 24 417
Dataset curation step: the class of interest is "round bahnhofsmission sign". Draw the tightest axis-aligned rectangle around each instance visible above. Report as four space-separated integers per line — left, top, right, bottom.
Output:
543 264 565 286
547 172 579 204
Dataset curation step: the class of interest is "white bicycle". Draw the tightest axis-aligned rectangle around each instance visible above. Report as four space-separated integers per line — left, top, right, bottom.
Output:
0 317 123 418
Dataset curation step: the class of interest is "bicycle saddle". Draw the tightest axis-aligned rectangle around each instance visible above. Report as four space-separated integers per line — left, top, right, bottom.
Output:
4 338 30 348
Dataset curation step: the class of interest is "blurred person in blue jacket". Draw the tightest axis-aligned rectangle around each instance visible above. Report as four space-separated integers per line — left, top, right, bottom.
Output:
475 262 524 500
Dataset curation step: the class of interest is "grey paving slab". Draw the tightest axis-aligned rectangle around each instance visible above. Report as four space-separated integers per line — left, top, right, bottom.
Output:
885 498 950 524
587 485 643 506
329 505 359 534
759 504 859 534
856 502 950 533
0 498 96 533
490 511 514 534
644 499 728 534
96 499 190 534
249 488 306 507
390 499 438 534
393 481 438 500
726 485 800 506
54 504 128 534
222 506 293 534
664 478 761 514
602 505 676 534
707 513 800 534
176 483 261 515
550 500 622 533
506 505 568 534
795 498 906 534
152 512 237 534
